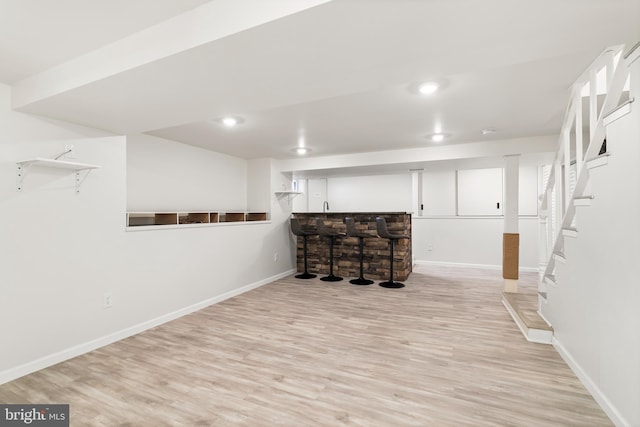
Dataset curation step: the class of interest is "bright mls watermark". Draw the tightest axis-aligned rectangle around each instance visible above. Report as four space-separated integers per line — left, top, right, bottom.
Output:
0 405 68 426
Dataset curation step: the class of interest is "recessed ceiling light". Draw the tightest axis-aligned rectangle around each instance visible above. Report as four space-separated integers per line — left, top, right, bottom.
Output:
221 117 239 127
293 147 311 155
218 116 246 127
425 133 449 143
482 128 497 135
418 82 439 95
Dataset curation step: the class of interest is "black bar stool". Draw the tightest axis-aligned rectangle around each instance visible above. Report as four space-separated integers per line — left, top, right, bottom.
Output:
376 217 410 288
316 217 345 282
344 217 376 285
290 217 318 279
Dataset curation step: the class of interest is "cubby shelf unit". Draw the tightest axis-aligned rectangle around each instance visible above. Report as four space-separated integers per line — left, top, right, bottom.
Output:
126 211 268 228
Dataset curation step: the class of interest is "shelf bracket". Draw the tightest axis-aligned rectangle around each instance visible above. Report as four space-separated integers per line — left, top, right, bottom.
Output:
16 162 94 193
16 163 32 192
275 191 302 205
75 170 93 194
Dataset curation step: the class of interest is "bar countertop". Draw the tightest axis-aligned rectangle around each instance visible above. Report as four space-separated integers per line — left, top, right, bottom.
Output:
293 212 410 215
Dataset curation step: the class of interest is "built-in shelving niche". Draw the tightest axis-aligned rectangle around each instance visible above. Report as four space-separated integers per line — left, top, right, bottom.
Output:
126 211 268 228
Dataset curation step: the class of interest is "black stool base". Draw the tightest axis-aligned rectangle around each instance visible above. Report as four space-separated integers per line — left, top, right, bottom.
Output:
320 275 343 282
379 281 405 289
295 272 317 279
350 278 374 285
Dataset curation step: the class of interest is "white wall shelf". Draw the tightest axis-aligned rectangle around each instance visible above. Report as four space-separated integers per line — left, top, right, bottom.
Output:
16 157 101 193
16 158 100 170
275 191 302 203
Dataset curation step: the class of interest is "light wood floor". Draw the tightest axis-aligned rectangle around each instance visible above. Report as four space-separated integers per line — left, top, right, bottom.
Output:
0 266 611 426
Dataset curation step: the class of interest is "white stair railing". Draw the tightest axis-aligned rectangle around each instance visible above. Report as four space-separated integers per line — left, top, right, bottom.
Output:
539 44 631 283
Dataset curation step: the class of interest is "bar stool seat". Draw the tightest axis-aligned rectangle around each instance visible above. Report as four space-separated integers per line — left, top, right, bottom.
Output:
290 217 318 279
344 217 376 285
317 217 346 282
376 217 410 288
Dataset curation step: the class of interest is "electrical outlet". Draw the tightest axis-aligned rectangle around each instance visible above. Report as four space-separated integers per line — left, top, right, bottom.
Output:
273 252 278 262
64 144 76 159
103 292 113 309
427 244 433 252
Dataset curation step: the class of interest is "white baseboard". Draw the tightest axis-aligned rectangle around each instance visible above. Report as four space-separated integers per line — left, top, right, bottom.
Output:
552 337 628 427
537 308 553 329
0 269 295 385
414 260 538 273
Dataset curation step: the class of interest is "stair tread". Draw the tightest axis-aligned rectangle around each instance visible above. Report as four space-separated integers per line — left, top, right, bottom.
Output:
587 154 610 169
503 292 553 331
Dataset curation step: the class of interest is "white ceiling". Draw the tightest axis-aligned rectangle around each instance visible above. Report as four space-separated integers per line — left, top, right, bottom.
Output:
2 0 639 160
0 0 210 83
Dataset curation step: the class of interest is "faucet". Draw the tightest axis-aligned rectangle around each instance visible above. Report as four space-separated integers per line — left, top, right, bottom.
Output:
323 201 329 213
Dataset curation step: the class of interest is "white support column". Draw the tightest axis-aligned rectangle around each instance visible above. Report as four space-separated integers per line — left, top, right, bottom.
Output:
503 155 520 292
410 170 423 216
410 170 423 266
504 155 520 233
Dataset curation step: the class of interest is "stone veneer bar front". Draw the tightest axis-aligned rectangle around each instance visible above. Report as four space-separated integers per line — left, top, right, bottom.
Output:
291 212 412 281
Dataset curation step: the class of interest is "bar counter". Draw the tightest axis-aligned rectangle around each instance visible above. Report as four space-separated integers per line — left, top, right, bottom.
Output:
292 212 412 281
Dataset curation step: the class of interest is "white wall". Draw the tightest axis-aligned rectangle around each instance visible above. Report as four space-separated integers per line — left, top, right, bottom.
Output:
309 168 539 268
127 134 247 211
422 170 456 215
291 178 309 212
327 173 412 212
307 178 327 212
0 83 295 382
413 217 539 269
0 82 128 373
414 164 540 269
247 158 271 212
542 60 640 426
422 165 539 216
518 165 538 216
270 162 300 267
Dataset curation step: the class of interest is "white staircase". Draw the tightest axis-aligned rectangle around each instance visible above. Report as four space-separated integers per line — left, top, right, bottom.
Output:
505 44 635 347
537 44 633 314
536 42 640 427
